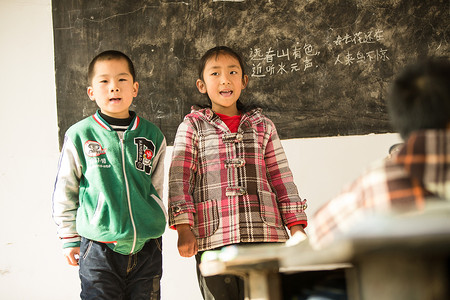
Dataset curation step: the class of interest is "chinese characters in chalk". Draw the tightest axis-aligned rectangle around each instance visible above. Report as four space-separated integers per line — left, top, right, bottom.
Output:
249 43 320 78
249 28 390 78
333 29 390 66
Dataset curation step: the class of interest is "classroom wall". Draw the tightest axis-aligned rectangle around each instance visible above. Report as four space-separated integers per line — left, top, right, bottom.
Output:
0 0 401 299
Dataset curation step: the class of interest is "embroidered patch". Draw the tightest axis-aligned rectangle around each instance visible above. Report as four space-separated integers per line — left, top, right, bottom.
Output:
135 137 155 175
84 140 107 157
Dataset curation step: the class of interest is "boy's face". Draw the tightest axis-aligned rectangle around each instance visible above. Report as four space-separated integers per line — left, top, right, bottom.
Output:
196 54 248 116
87 58 138 119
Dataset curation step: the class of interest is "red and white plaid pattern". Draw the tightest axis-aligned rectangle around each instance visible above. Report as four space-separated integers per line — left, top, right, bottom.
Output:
168 107 307 251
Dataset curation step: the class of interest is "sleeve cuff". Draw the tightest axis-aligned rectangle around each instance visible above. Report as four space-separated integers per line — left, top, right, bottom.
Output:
63 241 81 248
287 220 308 229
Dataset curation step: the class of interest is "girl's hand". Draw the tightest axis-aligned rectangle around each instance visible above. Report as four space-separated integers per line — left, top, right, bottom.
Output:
63 247 80 266
286 225 308 247
289 224 306 237
176 224 198 257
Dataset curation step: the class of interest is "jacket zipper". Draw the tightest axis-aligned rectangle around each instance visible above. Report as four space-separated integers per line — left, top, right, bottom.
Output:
120 136 137 254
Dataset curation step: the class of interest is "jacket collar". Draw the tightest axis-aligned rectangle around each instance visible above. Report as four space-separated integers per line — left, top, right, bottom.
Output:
92 110 140 131
189 106 263 128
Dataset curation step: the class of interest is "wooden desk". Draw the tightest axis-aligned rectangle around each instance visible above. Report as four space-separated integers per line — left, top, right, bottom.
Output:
200 205 450 300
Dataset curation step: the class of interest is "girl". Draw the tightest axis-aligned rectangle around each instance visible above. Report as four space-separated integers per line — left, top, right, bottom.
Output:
168 46 308 300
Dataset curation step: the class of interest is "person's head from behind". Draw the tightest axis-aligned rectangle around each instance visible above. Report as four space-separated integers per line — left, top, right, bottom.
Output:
388 57 450 140
196 46 249 116
87 50 139 119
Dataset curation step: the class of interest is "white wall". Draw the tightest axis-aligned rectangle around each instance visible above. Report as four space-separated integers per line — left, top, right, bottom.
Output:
0 1 401 299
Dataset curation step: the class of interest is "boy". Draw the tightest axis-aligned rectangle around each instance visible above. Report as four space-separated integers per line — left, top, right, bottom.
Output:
310 57 450 249
52 50 167 299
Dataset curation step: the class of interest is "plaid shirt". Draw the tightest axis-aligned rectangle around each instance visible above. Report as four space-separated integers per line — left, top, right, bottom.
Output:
168 107 307 251
309 129 450 249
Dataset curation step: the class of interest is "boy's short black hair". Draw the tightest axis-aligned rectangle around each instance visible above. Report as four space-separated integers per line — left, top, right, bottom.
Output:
88 50 136 84
388 57 450 139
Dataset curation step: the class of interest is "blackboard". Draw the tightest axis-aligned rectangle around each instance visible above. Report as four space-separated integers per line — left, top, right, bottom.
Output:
52 0 449 147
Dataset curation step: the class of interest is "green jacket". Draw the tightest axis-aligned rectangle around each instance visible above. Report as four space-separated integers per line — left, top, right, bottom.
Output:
52 111 167 254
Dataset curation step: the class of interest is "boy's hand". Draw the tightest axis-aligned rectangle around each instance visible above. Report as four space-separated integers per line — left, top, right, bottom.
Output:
63 247 80 266
176 224 198 257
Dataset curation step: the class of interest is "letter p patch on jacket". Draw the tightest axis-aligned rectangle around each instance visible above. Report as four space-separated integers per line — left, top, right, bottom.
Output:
134 137 155 175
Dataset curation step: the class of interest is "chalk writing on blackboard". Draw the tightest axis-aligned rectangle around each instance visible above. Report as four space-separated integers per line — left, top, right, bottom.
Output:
332 29 390 67
333 29 385 46
249 28 390 77
249 43 321 77
335 49 389 66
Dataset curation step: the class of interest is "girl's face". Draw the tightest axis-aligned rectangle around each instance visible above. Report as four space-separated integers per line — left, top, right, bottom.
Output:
196 54 248 116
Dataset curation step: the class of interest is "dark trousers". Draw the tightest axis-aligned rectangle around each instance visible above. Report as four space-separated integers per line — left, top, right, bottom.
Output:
79 237 162 300
195 252 245 300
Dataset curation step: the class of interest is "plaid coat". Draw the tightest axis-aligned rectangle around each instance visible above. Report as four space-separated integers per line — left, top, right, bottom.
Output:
168 107 307 251
309 129 450 249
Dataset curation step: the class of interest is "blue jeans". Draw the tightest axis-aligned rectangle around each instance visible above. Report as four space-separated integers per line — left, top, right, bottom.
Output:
79 237 162 300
